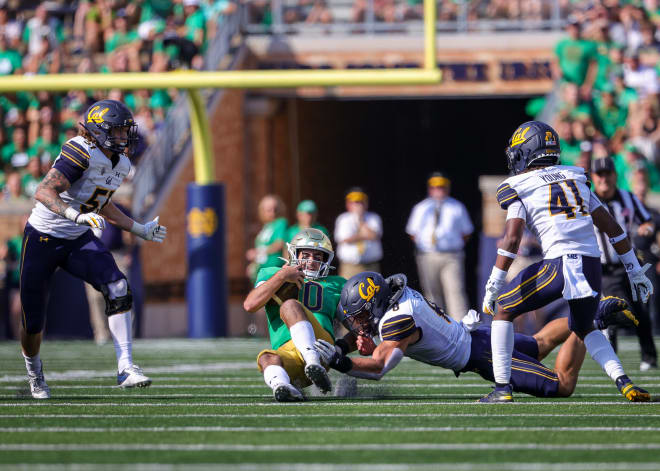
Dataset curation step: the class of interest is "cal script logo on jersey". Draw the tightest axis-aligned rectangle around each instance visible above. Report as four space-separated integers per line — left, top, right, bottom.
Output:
510 126 530 147
87 106 109 124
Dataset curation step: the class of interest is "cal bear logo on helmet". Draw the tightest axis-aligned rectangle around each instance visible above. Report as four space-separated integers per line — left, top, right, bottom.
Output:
505 121 561 175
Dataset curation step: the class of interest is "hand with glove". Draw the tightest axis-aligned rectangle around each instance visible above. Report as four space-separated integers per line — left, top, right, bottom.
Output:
131 216 167 243
314 339 353 373
628 263 654 303
482 267 507 315
64 207 106 229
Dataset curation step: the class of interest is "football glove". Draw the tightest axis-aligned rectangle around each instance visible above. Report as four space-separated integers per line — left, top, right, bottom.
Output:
314 339 342 367
482 268 507 315
131 216 167 243
461 309 482 332
76 212 106 230
628 263 654 303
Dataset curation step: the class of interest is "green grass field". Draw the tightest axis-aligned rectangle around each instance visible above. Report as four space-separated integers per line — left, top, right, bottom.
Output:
0 336 659 470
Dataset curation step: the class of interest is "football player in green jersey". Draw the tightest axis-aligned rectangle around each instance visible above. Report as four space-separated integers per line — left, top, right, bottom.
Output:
244 228 351 402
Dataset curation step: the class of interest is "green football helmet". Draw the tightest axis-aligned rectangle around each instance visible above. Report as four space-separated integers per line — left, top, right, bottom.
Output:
287 228 334 279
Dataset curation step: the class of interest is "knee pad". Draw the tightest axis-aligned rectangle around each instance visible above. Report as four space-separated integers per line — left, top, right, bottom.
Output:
101 278 133 316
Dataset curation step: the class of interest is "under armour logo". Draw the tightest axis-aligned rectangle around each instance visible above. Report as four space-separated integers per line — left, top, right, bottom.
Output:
39 237 49 243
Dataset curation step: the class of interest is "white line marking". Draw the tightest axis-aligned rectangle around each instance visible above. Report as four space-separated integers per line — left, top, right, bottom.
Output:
1 401 657 407
6 463 660 471
3 413 659 419
2 426 660 433
1 443 659 451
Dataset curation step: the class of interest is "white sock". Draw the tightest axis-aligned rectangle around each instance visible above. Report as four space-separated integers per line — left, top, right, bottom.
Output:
491 320 514 385
289 321 320 365
23 353 42 377
264 365 291 390
584 329 625 381
108 311 133 373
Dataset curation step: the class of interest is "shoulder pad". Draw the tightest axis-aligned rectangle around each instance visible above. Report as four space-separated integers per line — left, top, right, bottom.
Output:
59 140 91 170
496 182 520 210
380 313 417 341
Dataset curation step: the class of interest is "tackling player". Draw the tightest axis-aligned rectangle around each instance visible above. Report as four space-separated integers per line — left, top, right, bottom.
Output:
316 271 638 400
243 228 349 402
481 120 651 402
20 100 167 399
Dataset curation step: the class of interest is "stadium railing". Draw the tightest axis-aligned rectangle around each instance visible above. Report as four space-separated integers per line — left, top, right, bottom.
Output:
131 6 244 221
243 0 565 35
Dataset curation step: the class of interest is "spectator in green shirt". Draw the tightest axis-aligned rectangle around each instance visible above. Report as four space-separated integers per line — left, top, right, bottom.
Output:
29 123 59 164
592 85 627 140
0 34 22 75
105 10 140 53
557 119 581 166
613 143 660 193
287 200 330 242
246 194 289 283
553 18 597 96
21 156 43 198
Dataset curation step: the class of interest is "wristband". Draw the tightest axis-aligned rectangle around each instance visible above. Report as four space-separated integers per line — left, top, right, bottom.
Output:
130 221 146 238
489 266 508 282
64 207 81 223
619 249 641 273
609 232 628 245
334 355 353 374
335 338 350 356
497 248 517 259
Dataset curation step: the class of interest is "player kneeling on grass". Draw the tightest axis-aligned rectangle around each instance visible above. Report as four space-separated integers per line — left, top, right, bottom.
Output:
244 228 355 402
20 100 167 399
315 271 647 401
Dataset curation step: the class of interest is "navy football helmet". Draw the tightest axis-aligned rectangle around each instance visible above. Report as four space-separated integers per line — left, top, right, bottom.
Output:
505 121 561 174
339 271 391 336
81 99 138 154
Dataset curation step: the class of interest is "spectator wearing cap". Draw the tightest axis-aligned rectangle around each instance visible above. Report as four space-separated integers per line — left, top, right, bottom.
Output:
334 187 383 280
406 172 473 321
287 200 329 242
591 156 658 371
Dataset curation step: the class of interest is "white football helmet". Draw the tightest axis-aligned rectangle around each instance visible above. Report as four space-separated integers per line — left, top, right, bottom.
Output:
287 228 334 279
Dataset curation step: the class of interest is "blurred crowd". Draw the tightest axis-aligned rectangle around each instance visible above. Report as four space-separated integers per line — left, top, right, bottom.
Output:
0 0 236 202
549 1 660 199
247 0 578 26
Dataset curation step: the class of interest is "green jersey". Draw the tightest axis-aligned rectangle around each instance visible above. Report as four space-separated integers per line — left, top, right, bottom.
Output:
555 38 597 86
256 266 346 350
255 217 288 270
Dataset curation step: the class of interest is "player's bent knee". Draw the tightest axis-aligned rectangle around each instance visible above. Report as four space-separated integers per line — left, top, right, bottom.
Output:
101 278 133 316
279 299 304 321
257 352 282 370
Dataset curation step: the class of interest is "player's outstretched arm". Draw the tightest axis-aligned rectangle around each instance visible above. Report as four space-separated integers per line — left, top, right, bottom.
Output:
243 264 304 312
100 202 167 243
592 206 654 303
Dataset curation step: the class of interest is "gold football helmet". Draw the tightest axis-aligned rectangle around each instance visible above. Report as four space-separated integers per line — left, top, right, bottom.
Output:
287 228 334 279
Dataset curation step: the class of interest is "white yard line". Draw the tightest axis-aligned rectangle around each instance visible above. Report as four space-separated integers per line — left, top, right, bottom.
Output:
2 426 660 433
0 400 657 407
2 413 660 419
6 464 660 471
1 443 660 451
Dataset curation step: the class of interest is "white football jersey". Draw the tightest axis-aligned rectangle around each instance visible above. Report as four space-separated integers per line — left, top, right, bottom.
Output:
28 136 131 239
496 165 600 259
377 287 471 372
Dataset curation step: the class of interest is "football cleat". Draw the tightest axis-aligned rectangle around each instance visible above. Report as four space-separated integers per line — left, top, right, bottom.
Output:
28 372 50 399
478 384 513 403
593 296 638 331
304 363 332 394
117 365 152 389
273 383 304 402
616 375 651 402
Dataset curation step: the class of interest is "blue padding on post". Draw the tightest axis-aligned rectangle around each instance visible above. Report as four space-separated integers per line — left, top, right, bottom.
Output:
186 183 227 337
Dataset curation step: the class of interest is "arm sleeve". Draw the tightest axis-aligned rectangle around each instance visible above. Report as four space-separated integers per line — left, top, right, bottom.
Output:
271 218 288 242
380 314 417 341
405 205 421 236
347 347 404 380
52 142 90 184
496 182 521 210
588 191 603 212
506 200 527 221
